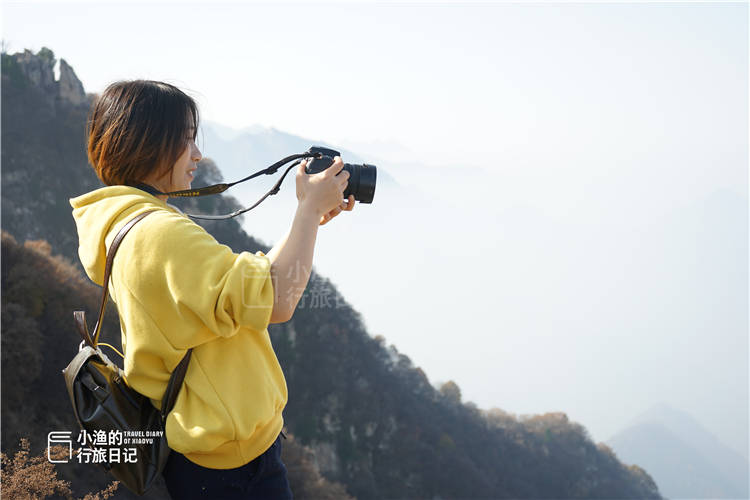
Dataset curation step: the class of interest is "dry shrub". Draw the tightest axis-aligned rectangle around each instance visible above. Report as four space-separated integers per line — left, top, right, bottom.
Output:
282 434 355 500
0 438 119 500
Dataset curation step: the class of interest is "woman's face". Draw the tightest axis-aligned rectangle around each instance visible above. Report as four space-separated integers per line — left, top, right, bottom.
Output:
141 127 202 199
170 129 202 192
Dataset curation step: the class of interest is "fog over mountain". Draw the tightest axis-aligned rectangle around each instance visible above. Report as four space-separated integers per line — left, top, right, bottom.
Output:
607 403 749 499
197 120 749 465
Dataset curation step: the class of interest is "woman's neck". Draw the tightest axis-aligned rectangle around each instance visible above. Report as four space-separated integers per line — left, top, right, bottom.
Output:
132 182 169 202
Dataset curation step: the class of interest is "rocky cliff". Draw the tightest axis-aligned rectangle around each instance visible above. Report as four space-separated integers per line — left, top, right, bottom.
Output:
10 47 88 108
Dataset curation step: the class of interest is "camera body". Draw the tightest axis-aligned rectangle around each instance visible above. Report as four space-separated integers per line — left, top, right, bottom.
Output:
305 146 377 204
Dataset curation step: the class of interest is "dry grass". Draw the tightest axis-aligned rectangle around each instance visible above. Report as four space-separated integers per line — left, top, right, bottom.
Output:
0 438 119 500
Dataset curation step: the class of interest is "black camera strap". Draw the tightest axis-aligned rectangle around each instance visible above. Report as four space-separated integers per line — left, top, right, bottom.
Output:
134 151 321 221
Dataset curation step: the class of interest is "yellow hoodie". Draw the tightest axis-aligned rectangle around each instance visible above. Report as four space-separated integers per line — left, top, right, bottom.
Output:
70 185 287 469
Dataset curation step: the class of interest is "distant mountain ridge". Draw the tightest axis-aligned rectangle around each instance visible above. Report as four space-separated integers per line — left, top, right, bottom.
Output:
2 47 663 499
200 120 369 177
197 120 398 194
607 403 749 499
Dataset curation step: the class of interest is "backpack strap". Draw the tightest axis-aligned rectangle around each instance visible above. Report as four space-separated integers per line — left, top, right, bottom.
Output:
72 208 194 417
73 310 94 349
160 347 193 425
73 210 157 348
92 209 159 345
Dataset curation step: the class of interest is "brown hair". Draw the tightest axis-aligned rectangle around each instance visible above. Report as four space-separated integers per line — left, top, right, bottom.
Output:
86 80 199 186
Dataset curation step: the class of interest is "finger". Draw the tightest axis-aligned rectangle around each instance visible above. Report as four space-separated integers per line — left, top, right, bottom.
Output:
339 173 350 187
325 205 343 224
343 195 355 211
297 161 308 176
326 156 345 177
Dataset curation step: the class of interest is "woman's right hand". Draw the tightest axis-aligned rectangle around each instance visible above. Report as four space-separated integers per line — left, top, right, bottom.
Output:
296 156 349 217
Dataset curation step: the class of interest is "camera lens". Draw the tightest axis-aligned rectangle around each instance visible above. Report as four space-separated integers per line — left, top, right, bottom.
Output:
343 163 376 204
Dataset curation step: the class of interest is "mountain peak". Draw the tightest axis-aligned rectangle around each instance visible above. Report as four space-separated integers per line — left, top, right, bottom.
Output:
609 403 749 498
4 47 87 107
58 58 87 106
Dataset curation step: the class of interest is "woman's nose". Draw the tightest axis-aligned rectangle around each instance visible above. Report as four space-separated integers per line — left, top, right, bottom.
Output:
192 143 202 162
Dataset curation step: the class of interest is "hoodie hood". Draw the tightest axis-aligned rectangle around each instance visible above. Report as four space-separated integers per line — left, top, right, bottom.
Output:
70 185 179 286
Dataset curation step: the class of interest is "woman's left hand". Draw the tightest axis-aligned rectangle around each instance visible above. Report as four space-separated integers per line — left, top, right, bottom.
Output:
319 195 355 226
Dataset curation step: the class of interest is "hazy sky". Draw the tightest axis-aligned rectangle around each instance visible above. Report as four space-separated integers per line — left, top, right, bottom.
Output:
3 1 748 460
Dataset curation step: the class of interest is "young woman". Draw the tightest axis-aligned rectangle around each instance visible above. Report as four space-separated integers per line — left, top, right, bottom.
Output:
70 80 354 499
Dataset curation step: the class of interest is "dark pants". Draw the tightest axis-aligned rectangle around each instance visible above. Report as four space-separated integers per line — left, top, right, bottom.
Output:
162 434 293 499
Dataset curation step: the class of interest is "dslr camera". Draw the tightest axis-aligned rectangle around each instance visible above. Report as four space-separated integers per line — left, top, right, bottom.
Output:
305 146 377 204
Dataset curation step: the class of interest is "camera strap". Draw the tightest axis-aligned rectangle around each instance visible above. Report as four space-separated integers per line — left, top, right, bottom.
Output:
134 151 321 220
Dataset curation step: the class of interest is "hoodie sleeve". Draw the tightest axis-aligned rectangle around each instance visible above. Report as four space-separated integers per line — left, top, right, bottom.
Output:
114 209 274 345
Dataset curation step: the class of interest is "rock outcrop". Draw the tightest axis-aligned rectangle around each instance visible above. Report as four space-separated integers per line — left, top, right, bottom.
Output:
58 58 86 106
6 47 88 108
